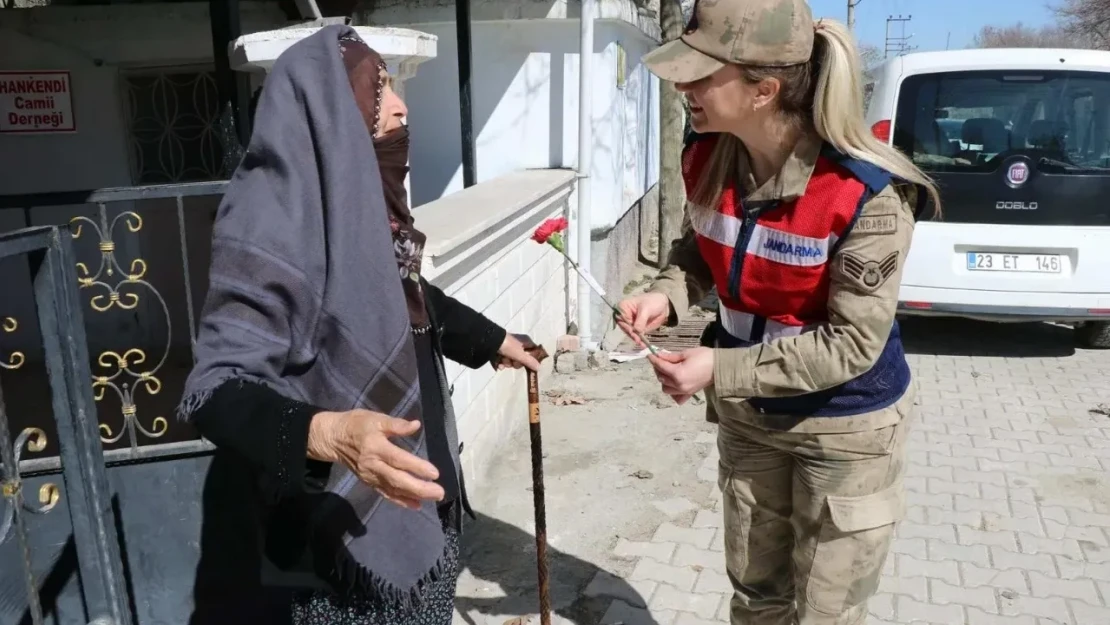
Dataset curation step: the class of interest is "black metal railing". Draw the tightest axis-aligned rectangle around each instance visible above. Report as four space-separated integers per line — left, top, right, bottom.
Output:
0 225 134 625
1 182 228 475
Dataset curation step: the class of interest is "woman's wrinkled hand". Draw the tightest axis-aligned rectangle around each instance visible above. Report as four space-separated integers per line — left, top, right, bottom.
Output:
616 292 672 348
648 347 714 405
308 410 444 510
494 333 541 371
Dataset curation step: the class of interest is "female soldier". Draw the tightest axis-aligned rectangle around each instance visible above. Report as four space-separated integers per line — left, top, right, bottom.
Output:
618 1 940 623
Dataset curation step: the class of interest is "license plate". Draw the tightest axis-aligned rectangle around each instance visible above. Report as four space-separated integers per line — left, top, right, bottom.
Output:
966 252 1063 273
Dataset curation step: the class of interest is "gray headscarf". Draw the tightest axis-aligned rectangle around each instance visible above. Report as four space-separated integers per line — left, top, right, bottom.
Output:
179 25 446 603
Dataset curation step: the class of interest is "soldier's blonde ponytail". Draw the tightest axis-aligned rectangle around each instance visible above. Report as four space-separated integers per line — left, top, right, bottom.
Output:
811 20 941 216
690 19 941 218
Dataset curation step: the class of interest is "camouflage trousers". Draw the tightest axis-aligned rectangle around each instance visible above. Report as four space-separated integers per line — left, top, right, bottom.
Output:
715 394 913 625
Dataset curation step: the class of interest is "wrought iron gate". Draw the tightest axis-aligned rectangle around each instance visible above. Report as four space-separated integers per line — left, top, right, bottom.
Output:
0 181 228 624
0 226 132 625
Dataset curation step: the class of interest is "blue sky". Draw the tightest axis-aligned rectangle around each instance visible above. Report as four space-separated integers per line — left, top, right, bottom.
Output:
808 0 1059 52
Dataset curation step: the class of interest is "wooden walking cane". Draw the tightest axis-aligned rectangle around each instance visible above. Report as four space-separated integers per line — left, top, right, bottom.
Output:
524 344 552 625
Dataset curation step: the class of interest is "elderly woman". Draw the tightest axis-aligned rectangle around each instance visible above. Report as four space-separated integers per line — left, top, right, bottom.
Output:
179 26 538 625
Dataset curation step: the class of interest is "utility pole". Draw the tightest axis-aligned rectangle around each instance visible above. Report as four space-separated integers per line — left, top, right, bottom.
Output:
456 0 477 188
884 14 915 59
847 0 863 31
209 0 252 175
657 0 685 269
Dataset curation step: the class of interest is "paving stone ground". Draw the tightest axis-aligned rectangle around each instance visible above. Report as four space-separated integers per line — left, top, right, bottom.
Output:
454 318 1110 625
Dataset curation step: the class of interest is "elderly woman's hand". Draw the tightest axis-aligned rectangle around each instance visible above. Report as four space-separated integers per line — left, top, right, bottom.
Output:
494 333 542 371
308 410 445 510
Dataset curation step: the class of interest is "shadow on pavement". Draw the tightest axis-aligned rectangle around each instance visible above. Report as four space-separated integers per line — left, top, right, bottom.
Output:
455 511 658 625
899 316 1077 359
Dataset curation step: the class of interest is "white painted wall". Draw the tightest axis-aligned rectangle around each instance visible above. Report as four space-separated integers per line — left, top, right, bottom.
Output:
394 18 660 232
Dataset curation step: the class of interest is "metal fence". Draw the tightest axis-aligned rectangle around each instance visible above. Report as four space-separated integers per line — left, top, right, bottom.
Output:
0 183 227 624
0 225 133 624
0 183 226 472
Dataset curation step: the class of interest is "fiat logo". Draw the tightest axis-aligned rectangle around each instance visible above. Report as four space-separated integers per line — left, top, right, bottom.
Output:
1007 162 1029 186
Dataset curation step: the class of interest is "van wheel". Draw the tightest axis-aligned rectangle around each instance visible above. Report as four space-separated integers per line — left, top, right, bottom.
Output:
1075 321 1110 349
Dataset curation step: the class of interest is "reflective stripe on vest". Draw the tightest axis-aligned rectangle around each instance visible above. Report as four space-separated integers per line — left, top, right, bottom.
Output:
681 136 881 344
682 136 917 418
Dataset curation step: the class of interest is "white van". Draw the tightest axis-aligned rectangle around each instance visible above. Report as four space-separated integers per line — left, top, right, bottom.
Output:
865 48 1110 348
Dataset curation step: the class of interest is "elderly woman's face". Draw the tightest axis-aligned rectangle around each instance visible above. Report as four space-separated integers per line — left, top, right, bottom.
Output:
377 69 407 137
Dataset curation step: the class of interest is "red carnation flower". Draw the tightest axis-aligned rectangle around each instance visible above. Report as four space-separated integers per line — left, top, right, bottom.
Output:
531 217 569 245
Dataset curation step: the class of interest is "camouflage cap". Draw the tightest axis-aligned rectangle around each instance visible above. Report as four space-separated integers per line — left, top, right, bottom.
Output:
643 0 815 83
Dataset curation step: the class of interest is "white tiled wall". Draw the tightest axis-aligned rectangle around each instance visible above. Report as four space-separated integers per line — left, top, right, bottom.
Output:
444 231 567 496
419 170 574 499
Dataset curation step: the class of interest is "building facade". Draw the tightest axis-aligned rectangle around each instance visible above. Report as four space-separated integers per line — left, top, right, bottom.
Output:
0 1 660 621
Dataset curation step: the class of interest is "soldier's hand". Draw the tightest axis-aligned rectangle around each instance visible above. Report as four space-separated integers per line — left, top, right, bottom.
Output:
616 292 672 347
648 347 714 405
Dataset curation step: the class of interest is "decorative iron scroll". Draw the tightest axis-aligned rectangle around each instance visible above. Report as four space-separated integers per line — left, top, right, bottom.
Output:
1 317 24 371
0 318 52 547
0 317 56 545
71 209 170 448
0 429 59 527
0 423 57 625
0 428 55 625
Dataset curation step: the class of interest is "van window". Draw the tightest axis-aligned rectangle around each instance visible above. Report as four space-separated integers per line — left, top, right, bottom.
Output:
893 70 1110 174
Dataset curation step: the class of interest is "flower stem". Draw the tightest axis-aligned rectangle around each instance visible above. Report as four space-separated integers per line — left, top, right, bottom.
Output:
560 253 661 355
552 246 702 403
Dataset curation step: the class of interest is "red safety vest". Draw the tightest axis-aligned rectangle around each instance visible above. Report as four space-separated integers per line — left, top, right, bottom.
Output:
682 134 873 344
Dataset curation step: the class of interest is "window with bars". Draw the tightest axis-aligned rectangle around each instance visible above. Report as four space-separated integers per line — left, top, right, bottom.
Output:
122 68 228 184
